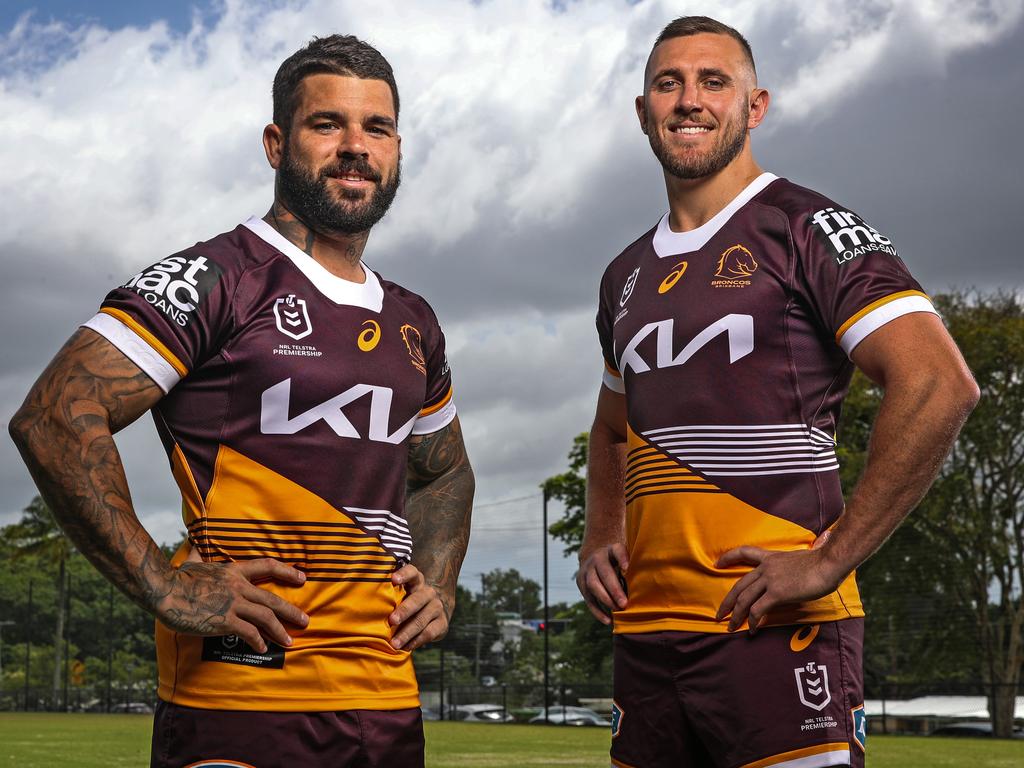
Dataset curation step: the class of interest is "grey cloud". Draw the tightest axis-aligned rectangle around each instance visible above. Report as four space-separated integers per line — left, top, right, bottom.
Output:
2 1 1022 598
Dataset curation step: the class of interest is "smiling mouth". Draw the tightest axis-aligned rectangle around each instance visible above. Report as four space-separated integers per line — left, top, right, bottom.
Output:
669 125 713 135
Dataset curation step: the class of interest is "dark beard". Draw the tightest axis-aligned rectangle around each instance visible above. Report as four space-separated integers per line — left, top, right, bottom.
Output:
277 147 401 235
648 104 749 180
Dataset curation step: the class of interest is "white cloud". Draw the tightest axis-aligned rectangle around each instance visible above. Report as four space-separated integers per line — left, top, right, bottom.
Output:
1 0 1021 596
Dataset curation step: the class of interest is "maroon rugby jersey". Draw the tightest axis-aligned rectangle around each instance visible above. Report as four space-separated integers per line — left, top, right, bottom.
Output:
597 173 936 634
83 217 456 710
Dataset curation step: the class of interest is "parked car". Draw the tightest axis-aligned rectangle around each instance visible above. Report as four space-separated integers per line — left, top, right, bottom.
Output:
110 701 154 714
931 721 1024 739
446 703 515 723
530 706 611 727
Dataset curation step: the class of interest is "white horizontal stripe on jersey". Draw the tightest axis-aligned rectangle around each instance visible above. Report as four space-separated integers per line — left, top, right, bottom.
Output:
839 295 938 356
643 422 818 434
703 464 840 477
675 450 835 462
412 398 457 435
689 458 839 469
82 313 182 394
659 444 836 454
642 423 841 478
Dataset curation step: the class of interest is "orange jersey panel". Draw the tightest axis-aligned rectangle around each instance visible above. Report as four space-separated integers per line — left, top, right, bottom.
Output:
157 445 418 711
614 427 863 634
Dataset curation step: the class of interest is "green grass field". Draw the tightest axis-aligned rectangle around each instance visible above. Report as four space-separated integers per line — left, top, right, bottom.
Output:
0 713 1021 766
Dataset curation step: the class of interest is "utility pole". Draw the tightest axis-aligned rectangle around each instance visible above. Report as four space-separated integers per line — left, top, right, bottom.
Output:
474 574 484 682
542 487 550 723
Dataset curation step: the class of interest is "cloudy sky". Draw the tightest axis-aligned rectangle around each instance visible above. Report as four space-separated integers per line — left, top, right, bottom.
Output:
1 0 1022 606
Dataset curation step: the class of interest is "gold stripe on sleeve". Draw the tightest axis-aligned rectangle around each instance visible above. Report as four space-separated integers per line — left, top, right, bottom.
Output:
834 290 930 344
99 307 189 377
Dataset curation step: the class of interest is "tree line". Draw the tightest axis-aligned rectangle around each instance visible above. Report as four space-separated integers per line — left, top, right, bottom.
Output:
0 291 1020 734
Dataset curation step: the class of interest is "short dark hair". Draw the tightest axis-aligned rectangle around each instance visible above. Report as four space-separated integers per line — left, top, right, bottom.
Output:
651 16 756 78
272 35 399 134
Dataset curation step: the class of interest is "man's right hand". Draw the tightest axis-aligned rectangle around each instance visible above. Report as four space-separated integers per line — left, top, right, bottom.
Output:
157 558 309 653
577 542 629 626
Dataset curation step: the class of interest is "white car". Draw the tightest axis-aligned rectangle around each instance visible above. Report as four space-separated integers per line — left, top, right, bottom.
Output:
449 703 516 723
530 707 611 726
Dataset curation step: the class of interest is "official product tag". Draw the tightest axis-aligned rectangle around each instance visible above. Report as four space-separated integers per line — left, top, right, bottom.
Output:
201 635 285 669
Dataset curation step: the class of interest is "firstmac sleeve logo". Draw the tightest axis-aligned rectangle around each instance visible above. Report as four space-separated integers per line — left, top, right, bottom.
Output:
122 254 222 327
809 207 898 266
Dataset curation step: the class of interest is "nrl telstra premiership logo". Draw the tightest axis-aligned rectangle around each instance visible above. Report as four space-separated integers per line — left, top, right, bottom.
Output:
794 661 832 711
274 294 312 340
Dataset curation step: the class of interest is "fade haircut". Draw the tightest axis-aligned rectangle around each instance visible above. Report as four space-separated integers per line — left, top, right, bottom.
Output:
650 16 756 80
272 34 399 135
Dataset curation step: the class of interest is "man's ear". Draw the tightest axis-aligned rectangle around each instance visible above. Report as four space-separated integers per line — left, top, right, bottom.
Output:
263 123 285 170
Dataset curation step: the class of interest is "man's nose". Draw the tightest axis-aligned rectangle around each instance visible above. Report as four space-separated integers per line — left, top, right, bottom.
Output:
337 128 369 158
676 82 702 113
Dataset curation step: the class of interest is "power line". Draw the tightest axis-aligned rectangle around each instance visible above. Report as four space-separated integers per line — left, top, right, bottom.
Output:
473 492 542 510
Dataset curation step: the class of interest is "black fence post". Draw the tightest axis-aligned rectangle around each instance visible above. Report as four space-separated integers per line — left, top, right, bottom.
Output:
439 644 445 721
23 580 32 712
63 574 71 712
881 682 888 735
106 583 114 713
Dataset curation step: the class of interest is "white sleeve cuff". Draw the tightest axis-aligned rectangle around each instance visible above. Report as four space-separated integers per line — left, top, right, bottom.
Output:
602 367 625 394
838 295 939 356
411 397 457 435
81 313 182 394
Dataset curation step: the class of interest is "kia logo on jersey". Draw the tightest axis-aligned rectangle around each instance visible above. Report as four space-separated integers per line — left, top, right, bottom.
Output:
274 294 312 340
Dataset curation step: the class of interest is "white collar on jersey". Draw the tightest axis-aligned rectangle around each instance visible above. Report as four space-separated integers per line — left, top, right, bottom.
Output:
242 215 385 312
651 172 779 258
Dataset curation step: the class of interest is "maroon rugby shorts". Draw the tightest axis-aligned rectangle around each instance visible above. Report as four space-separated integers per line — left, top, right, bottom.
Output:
610 619 865 768
150 702 424 768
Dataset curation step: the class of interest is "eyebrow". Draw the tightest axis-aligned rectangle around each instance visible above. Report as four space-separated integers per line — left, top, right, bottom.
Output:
307 110 397 129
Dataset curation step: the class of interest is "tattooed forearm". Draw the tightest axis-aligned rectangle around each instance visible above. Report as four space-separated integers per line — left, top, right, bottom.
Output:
405 417 474 620
11 329 306 647
9 329 178 611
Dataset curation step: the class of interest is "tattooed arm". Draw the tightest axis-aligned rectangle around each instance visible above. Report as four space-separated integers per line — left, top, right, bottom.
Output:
388 416 474 650
9 328 308 653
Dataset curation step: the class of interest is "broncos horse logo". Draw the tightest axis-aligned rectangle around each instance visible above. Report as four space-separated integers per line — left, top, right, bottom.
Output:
714 244 758 279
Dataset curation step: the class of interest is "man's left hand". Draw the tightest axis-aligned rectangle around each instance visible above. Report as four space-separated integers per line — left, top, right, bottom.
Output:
388 564 450 650
714 545 845 633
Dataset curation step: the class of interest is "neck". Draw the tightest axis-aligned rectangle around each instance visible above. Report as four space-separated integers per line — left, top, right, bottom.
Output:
264 200 369 283
663 151 764 233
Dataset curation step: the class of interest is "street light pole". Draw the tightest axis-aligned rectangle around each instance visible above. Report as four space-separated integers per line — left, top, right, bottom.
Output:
542 487 549 724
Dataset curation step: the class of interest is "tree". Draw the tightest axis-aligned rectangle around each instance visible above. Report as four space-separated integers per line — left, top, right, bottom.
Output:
839 292 1024 737
481 568 541 617
542 433 588 556
915 292 1024 737
1 497 73 709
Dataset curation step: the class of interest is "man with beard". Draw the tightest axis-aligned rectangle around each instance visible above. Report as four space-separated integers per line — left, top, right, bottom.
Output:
578 16 977 768
10 35 473 767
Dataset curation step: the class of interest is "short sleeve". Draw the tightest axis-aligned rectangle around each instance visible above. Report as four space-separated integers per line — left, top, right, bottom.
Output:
410 307 456 435
793 201 938 356
597 267 625 394
81 249 235 393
